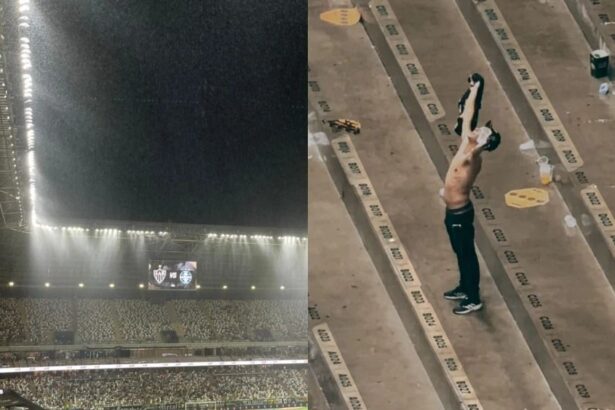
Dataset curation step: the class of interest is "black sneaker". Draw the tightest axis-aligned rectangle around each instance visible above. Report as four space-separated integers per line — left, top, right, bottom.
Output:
443 287 467 300
453 300 483 315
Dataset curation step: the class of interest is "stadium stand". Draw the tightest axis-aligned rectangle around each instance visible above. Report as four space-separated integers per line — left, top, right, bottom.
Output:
0 366 307 409
0 298 307 345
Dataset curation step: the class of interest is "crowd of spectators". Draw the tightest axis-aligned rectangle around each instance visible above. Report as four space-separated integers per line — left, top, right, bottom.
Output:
25 299 74 345
171 299 307 341
0 365 307 409
76 299 116 343
0 298 24 343
0 297 306 345
115 299 173 342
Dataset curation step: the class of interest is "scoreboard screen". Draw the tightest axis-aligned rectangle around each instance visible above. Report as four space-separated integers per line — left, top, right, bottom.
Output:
148 260 197 290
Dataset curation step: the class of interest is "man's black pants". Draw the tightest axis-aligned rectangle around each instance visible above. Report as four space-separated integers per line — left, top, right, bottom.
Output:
444 201 480 302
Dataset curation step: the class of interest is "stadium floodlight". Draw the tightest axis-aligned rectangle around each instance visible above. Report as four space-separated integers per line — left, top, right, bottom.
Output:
44 282 50 287
109 283 115 288
78 283 84 288
280 285 285 290
138 283 144 289
16 0 36 228
8 281 14 287
222 285 228 290
251 285 256 290
195 284 201 289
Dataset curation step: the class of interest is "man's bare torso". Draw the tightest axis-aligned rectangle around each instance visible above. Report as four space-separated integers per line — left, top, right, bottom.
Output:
443 78 484 209
443 139 482 208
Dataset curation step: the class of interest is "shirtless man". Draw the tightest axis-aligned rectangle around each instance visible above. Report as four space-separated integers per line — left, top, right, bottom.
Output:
442 74 501 315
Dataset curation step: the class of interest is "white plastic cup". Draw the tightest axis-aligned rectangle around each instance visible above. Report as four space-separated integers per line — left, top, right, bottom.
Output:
599 82 610 96
564 215 577 228
564 215 577 236
580 214 593 234
537 156 553 185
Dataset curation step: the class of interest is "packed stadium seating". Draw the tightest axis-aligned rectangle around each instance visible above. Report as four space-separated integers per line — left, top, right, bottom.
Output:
170 299 306 342
76 299 116 343
0 298 307 345
0 366 307 409
20 299 72 345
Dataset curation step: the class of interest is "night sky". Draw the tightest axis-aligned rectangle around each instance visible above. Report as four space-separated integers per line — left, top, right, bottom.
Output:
27 0 306 229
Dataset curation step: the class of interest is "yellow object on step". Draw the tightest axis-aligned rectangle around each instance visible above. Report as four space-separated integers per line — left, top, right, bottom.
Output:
320 8 361 26
505 188 550 208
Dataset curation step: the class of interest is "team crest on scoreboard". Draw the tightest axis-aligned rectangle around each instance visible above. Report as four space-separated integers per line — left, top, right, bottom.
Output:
179 270 193 285
153 267 167 284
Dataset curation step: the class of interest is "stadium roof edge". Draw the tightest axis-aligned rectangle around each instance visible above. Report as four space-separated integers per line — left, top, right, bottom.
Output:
32 217 307 238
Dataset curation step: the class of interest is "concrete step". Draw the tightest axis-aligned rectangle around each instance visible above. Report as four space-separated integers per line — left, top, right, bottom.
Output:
308 111 445 409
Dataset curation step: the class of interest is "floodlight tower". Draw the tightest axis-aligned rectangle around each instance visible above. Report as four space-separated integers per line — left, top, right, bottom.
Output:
0 1 32 230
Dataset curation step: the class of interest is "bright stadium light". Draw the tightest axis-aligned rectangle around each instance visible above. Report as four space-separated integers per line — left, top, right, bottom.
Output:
251 285 256 290
16 0 36 227
44 282 50 288
280 285 285 290
195 284 201 289
222 285 228 290
8 281 14 287
138 283 144 289
78 283 84 288
109 283 115 288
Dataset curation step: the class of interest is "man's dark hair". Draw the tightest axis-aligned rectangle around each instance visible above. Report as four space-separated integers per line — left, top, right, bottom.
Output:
483 120 501 152
484 132 501 152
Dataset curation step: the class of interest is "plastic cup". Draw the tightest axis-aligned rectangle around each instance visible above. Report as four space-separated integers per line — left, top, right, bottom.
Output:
564 215 577 228
537 156 553 185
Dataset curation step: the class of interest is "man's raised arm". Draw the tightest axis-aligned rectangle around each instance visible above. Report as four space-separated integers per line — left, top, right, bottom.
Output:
461 81 480 140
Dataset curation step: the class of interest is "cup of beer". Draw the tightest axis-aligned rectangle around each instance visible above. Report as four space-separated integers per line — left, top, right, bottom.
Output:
537 156 553 185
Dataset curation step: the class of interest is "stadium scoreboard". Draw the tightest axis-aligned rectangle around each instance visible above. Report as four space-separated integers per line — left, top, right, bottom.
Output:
148 260 197 290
